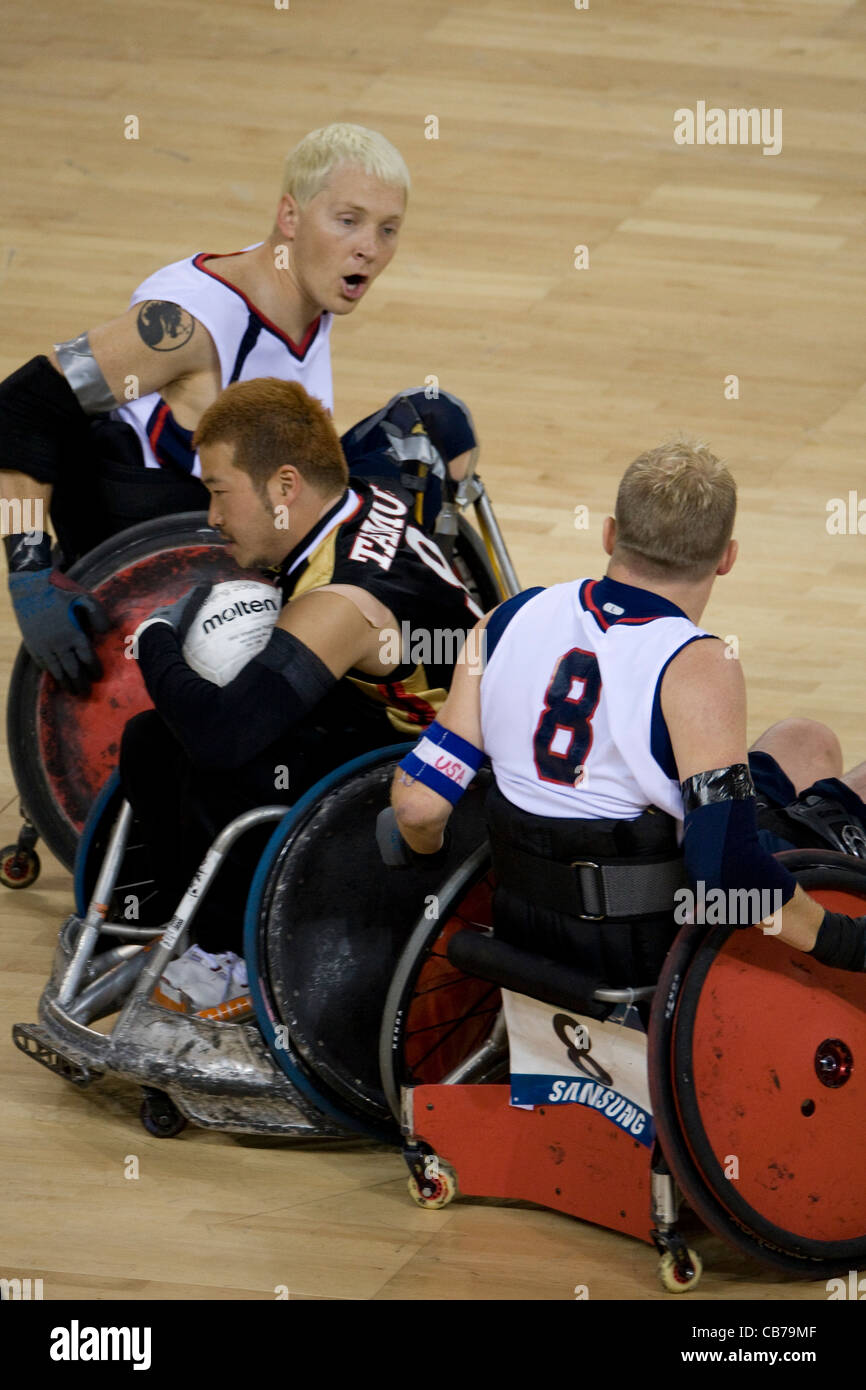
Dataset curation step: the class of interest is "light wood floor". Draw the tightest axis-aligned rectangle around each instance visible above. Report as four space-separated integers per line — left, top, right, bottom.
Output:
1 0 864 1301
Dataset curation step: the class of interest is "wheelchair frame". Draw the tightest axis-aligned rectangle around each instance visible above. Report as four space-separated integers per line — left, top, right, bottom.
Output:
12 744 491 1143
382 849 866 1291
12 774 369 1141
3 439 520 887
14 737 866 1294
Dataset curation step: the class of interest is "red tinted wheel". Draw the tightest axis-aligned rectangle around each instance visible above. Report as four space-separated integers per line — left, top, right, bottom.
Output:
380 846 503 1120
7 513 250 868
649 852 866 1276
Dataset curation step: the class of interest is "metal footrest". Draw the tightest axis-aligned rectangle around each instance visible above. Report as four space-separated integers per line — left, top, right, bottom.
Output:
12 1022 102 1088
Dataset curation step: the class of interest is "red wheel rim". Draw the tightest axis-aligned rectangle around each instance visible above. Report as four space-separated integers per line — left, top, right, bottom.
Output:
673 886 866 1253
36 544 254 836
402 874 501 1084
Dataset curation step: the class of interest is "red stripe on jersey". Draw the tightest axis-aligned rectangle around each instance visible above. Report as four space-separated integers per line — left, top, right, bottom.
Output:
193 252 321 360
582 580 610 631
583 581 670 629
148 401 172 459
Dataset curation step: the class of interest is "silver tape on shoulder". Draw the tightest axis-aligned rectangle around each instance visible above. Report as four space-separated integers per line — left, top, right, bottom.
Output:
53 331 117 415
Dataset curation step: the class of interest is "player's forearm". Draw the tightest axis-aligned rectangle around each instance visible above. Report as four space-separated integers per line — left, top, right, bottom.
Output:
0 474 54 540
136 623 336 770
767 884 866 970
395 815 448 855
392 777 451 853
764 883 824 951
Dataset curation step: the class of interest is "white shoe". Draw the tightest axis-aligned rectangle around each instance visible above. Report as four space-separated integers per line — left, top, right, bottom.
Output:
228 955 248 996
154 946 245 1014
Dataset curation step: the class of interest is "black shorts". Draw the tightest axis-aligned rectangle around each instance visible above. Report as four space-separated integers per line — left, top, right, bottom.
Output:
118 681 398 953
749 750 800 854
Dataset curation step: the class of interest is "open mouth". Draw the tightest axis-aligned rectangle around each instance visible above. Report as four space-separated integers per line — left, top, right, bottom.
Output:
341 273 368 299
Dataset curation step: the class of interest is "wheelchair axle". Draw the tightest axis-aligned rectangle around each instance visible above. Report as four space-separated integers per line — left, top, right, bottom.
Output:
650 1147 702 1291
401 1141 457 1209
140 1087 188 1138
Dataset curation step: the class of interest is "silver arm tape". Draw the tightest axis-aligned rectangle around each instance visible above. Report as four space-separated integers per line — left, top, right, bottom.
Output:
52 331 117 415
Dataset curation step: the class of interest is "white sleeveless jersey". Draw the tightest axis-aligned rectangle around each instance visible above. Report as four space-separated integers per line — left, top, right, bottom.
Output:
111 245 333 477
480 578 713 824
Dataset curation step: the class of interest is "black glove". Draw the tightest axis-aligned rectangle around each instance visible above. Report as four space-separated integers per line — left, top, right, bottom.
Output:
132 583 211 651
6 533 109 694
376 806 452 870
810 911 866 971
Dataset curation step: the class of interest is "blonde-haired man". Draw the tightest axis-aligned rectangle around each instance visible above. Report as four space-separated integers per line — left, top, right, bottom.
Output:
384 439 866 979
0 123 475 691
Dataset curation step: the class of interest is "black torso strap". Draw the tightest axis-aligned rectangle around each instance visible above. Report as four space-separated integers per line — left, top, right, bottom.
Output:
485 781 685 922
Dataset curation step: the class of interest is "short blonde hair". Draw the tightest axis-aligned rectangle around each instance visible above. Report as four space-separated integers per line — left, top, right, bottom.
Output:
613 439 736 579
280 123 410 207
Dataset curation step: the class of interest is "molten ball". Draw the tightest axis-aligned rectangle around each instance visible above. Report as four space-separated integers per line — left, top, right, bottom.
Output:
181 579 280 686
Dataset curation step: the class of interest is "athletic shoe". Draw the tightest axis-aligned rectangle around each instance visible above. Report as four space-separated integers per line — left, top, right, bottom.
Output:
154 945 246 1015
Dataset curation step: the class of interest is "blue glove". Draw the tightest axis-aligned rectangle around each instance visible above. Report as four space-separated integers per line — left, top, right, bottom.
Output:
6 534 109 694
133 583 211 650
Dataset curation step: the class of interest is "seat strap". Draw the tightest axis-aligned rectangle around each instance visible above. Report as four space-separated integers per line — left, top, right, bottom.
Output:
490 841 686 920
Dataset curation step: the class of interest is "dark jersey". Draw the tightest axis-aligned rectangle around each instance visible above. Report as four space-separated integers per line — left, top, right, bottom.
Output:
277 479 484 734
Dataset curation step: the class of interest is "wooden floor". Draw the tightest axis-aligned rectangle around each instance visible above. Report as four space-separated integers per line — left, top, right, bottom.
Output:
1 0 864 1302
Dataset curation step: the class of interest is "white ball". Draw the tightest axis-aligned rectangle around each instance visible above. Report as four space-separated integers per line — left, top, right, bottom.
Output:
181 579 281 686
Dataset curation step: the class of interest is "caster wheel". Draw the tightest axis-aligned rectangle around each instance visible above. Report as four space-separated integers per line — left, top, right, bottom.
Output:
0 844 41 889
140 1091 187 1138
407 1163 457 1209
658 1247 702 1293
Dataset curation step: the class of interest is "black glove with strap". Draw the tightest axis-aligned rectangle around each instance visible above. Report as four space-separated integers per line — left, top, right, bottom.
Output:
6 533 109 694
810 912 866 971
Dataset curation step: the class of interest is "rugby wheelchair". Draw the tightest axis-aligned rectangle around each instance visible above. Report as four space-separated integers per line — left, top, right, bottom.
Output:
2 404 518 885
12 750 497 1142
13 747 866 1293
379 839 866 1291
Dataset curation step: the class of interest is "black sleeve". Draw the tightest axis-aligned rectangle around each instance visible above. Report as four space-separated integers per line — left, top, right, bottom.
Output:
136 623 337 769
0 356 93 485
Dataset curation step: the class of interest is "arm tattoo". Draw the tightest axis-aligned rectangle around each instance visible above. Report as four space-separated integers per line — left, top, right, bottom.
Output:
136 301 195 351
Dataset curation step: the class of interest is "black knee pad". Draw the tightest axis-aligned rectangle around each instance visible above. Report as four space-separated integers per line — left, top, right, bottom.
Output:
400 387 476 463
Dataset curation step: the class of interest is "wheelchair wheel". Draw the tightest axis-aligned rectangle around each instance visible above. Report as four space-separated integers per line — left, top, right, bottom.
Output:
379 845 501 1122
649 849 866 1277
7 512 244 871
73 772 161 927
244 748 494 1140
